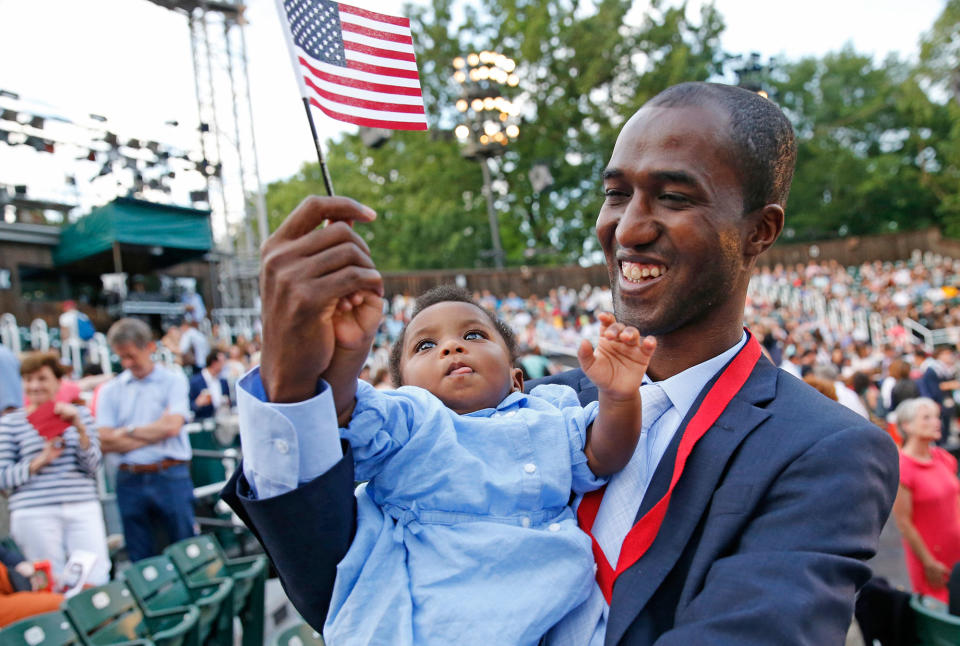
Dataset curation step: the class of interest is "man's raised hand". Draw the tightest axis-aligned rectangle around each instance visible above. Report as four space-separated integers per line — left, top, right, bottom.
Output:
259 196 383 403
577 312 656 399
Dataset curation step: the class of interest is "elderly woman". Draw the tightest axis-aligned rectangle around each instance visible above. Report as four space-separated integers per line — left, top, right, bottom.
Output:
0 352 109 587
892 397 960 602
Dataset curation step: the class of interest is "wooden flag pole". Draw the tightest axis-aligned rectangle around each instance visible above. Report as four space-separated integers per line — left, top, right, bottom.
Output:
302 98 335 196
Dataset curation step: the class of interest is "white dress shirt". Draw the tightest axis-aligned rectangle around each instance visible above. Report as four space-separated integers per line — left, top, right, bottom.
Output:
546 334 747 646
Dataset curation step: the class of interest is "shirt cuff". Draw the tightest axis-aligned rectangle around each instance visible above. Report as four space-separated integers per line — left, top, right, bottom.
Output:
237 366 343 499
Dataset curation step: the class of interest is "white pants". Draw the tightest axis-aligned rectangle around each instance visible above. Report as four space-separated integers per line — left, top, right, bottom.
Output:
10 500 111 587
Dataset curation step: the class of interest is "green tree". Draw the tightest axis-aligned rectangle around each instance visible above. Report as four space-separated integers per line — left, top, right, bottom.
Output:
265 0 726 269
916 0 960 236
769 48 944 240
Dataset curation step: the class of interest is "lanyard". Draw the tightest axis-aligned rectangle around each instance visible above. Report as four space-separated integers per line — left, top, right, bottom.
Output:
577 331 762 603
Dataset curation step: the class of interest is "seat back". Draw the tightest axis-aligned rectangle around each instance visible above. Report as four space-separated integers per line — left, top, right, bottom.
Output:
273 622 325 646
912 595 960 645
124 556 195 611
64 580 148 644
0 610 80 646
166 535 228 585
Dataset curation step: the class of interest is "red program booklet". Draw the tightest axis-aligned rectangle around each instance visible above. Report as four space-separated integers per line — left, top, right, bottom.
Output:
27 402 71 440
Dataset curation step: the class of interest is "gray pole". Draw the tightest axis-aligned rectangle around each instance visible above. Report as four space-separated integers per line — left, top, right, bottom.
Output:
479 156 504 269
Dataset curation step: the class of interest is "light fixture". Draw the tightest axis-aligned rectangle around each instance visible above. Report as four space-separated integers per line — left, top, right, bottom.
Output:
454 71 466 83
506 124 519 138
455 125 470 139
456 99 468 112
471 98 483 111
467 52 480 66
453 56 465 69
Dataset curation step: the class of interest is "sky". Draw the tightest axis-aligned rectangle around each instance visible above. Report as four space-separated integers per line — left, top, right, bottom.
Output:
0 0 947 222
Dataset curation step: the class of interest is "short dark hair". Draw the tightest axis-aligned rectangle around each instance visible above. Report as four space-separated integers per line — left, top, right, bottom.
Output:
20 351 67 379
646 82 797 212
389 285 518 387
206 350 224 368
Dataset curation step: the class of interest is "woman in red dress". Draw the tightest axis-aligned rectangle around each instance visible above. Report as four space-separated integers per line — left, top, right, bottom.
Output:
892 397 960 602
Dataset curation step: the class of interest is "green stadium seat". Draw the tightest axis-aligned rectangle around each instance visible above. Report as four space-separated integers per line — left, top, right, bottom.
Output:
272 621 325 646
123 555 234 646
164 535 266 646
64 579 199 646
911 595 960 646
0 610 81 646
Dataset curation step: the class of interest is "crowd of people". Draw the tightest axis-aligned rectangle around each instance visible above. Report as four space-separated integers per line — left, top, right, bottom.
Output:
1 249 960 630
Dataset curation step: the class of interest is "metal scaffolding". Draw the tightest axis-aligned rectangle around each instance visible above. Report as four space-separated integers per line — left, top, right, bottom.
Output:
146 0 268 309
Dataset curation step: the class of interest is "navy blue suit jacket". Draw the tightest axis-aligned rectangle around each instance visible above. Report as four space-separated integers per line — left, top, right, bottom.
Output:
188 372 229 420
222 356 899 644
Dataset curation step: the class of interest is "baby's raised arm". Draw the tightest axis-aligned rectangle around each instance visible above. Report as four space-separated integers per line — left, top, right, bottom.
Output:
323 290 384 426
577 312 656 477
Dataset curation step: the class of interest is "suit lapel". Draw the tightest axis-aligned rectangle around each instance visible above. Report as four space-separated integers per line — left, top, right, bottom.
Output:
605 358 777 645
578 373 599 408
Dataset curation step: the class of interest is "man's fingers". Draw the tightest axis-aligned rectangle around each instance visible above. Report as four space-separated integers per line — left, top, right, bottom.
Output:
295 240 379 285
282 220 373 259
272 196 376 242
308 265 384 300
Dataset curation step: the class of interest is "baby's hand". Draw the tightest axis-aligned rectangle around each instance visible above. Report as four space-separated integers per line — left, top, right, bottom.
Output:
332 290 384 353
577 312 656 399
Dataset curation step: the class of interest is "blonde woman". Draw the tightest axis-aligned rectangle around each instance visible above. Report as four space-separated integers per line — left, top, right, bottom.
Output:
893 397 960 602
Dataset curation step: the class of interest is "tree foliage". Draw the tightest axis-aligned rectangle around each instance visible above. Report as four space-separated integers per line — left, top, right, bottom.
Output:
264 0 960 268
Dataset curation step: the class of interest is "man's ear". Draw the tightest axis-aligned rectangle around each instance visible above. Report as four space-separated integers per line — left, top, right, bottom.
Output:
744 204 784 258
511 367 525 394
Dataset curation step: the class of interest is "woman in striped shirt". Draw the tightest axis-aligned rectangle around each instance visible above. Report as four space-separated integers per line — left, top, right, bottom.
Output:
0 352 110 586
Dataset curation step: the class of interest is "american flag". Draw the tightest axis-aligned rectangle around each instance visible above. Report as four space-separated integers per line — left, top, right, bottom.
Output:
277 0 428 131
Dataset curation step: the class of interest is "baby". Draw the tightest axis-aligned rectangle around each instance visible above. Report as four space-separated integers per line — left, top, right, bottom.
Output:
321 285 655 645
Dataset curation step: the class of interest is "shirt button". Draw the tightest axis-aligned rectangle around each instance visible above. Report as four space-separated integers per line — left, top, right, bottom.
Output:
521 516 531 528
274 439 289 454
524 463 537 474
548 523 561 532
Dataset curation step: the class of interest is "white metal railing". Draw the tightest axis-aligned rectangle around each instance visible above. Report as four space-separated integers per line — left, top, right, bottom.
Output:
29 319 50 351
0 314 19 353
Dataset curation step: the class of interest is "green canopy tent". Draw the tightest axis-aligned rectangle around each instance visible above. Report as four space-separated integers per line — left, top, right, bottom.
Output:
53 198 213 276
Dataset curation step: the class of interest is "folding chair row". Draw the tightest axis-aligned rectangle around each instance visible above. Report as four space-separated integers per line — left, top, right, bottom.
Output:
0 533 266 646
0 580 197 646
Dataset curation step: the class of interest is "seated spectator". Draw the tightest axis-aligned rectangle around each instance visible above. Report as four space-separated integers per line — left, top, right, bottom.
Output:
803 375 837 401
189 350 229 421
0 543 63 627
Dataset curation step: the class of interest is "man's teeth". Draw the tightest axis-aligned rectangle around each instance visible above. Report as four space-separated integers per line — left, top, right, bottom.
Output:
622 263 667 282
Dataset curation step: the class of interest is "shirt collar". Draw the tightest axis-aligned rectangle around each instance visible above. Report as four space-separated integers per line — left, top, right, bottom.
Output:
648 331 748 421
120 363 160 385
462 389 526 416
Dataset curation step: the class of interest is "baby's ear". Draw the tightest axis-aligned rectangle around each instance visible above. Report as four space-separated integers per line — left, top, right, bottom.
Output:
511 367 524 394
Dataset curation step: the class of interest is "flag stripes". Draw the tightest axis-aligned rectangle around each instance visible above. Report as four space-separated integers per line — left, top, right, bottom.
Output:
281 0 428 131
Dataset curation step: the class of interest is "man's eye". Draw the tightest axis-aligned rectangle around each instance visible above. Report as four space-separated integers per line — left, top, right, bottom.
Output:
414 340 435 352
660 193 690 204
464 330 486 341
604 188 628 198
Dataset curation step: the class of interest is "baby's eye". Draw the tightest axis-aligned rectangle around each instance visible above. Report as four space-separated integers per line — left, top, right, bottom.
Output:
414 340 436 352
464 330 486 341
